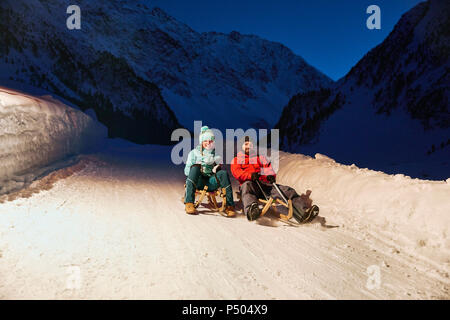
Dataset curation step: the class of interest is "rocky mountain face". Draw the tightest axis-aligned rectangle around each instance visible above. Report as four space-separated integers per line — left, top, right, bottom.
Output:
275 0 449 179
0 0 332 141
0 1 182 144
344 0 449 130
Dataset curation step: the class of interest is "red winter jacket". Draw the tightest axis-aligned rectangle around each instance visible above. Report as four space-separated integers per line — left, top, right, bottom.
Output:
231 151 276 185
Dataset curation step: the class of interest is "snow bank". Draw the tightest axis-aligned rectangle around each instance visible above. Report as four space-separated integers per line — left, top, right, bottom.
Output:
277 152 450 250
0 87 107 195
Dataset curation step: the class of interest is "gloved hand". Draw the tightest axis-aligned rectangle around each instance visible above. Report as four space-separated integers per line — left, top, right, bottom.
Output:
212 164 222 173
251 172 260 182
266 175 276 183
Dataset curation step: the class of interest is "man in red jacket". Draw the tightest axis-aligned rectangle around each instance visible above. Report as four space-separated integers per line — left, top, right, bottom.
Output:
231 136 314 221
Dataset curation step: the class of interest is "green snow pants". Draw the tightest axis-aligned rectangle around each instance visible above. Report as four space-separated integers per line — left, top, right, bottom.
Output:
185 164 235 206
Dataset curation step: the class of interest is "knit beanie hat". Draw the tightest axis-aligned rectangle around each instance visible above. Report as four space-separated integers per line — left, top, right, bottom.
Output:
199 126 215 144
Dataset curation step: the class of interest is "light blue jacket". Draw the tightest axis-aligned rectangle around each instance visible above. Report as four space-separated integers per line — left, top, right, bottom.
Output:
184 145 222 177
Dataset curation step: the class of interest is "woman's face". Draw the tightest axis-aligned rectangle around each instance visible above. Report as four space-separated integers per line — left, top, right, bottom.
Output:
202 139 214 150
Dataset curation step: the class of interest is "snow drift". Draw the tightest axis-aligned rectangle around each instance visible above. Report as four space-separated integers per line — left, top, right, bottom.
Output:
276 152 450 253
0 87 107 195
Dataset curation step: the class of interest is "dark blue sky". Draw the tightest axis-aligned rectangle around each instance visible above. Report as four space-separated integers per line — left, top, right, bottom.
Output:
149 0 424 81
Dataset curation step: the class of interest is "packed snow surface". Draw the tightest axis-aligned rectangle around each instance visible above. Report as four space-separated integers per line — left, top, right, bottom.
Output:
0 87 107 195
0 139 448 299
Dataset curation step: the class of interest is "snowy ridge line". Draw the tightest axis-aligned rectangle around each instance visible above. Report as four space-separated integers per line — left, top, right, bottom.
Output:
0 0 333 132
275 0 449 180
0 87 107 195
276 152 450 251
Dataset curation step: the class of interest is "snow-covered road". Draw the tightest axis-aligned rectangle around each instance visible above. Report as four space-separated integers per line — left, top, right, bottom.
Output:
0 140 448 299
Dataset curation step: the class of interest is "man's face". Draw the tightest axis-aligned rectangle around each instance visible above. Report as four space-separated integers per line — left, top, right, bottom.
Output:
243 141 253 153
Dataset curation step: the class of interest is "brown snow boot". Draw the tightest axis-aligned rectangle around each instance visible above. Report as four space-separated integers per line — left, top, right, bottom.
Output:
224 206 236 217
185 203 197 215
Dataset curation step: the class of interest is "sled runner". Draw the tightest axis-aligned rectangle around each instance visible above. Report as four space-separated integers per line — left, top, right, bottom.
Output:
271 182 319 224
259 197 294 221
182 184 229 217
236 189 294 223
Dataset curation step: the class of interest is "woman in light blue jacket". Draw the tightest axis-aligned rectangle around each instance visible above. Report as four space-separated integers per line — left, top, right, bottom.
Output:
184 126 235 216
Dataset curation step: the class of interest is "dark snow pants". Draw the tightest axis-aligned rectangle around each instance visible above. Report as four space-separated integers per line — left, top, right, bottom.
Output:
185 164 235 206
240 180 307 216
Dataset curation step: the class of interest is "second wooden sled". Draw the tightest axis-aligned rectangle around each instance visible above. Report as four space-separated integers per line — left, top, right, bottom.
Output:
258 197 294 222
236 191 296 225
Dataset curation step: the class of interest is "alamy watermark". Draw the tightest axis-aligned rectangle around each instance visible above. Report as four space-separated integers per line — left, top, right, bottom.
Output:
65 265 82 290
171 121 280 172
66 5 381 31
66 5 81 30
366 265 381 290
366 5 381 30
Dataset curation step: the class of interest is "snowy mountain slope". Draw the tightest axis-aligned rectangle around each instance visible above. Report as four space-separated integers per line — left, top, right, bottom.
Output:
0 0 332 132
0 139 448 299
0 87 106 195
0 1 182 145
275 0 449 180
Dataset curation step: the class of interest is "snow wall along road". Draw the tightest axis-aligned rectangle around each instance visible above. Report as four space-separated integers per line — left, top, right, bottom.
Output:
0 87 107 195
277 152 450 255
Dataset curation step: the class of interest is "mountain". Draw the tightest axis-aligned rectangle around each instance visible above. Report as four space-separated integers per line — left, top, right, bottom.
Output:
0 1 183 145
0 0 332 139
275 0 449 179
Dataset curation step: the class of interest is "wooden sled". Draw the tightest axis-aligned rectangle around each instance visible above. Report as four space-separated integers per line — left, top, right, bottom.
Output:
258 197 293 222
182 185 228 217
236 191 294 223
258 196 319 225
